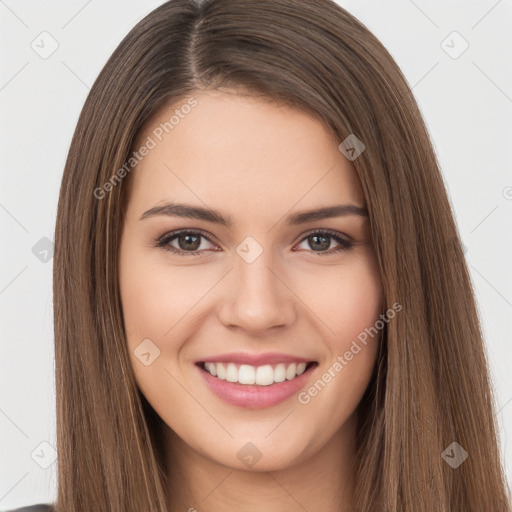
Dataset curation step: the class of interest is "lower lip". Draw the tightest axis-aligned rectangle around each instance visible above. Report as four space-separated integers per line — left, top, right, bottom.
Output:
196 363 317 409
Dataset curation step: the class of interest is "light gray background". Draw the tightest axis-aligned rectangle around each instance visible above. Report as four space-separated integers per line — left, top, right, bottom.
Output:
1 0 511 508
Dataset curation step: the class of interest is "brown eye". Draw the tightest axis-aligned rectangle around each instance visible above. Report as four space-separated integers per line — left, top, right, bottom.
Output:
176 233 201 251
295 230 354 255
156 230 217 256
306 234 331 251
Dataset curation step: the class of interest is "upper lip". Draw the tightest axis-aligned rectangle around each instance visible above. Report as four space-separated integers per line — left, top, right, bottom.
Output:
197 352 316 367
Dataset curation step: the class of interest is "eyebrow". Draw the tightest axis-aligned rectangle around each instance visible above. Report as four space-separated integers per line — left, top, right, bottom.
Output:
139 202 368 226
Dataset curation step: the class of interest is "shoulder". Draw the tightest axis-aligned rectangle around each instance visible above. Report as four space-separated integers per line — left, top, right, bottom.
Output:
3 505 54 512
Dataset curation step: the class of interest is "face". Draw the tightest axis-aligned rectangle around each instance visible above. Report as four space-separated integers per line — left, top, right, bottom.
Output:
119 89 383 472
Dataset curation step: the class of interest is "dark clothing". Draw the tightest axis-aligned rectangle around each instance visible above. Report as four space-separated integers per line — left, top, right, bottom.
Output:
3 505 53 512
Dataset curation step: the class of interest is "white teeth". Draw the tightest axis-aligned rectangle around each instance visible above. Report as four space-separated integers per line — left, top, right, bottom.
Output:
204 362 217 376
285 363 297 380
274 363 286 383
203 361 312 385
296 362 307 376
216 363 226 380
238 364 255 384
226 363 238 382
255 365 274 386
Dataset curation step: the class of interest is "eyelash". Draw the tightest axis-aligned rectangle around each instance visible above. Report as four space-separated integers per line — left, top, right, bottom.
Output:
155 229 354 257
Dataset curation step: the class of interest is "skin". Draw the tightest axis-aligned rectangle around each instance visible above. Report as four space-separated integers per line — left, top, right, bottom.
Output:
118 89 383 512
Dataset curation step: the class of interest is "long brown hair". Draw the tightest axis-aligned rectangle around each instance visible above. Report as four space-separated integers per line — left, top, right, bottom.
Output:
53 0 511 510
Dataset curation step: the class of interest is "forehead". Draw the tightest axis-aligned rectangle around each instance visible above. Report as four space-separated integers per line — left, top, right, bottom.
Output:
126 90 365 219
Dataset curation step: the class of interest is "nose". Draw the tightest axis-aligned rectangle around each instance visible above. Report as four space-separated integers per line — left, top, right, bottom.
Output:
217 249 296 333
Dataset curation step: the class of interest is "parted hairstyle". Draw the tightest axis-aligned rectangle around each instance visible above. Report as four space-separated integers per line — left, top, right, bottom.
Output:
53 0 512 510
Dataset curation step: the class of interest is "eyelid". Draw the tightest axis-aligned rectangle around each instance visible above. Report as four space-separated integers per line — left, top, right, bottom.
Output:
156 228 217 246
293 228 354 255
156 228 219 254
156 227 355 256
297 227 354 243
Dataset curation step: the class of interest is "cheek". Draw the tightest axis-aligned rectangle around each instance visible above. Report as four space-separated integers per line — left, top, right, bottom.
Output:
119 253 220 348
295 251 383 410
300 251 383 350
118 252 202 421
332 271 382 348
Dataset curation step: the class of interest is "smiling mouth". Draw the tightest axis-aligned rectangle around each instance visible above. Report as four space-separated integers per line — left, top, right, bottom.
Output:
197 361 318 386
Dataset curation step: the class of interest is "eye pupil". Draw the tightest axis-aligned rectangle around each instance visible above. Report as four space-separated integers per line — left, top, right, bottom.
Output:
309 234 330 251
179 234 201 251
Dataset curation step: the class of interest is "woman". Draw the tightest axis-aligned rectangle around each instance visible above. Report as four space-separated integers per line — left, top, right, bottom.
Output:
14 0 511 510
